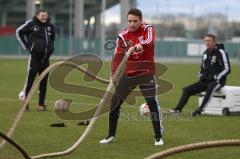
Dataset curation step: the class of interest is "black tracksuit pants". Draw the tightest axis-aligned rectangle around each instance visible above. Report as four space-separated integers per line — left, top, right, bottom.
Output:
108 74 163 139
175 80 222 111
23 56 49 105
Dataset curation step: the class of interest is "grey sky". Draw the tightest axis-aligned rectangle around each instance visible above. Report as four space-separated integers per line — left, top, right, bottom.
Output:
105 0 240 24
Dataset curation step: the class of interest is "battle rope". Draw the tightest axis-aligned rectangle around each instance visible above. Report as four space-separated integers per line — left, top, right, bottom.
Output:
0 131 30 159
0 46 134 158
145 139 240 159
0 60 109 149
2 48 239 159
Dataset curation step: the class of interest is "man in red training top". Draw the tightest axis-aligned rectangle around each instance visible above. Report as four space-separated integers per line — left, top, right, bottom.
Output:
100 8 163 146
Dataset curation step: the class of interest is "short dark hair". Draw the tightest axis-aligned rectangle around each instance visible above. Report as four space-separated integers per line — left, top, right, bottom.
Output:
127 8 142 20
205 33 217 42
36 9 47 15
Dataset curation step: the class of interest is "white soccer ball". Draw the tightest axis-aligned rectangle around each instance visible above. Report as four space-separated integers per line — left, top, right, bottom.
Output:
54 99 70 112
139 103 150 115
18 91 25 101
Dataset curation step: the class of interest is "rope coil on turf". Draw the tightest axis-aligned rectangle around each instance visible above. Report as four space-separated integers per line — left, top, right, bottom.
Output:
0 47 135 158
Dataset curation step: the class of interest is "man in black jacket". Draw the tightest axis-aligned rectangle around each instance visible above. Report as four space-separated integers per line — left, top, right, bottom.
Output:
168 33 231 116
16 9 55 111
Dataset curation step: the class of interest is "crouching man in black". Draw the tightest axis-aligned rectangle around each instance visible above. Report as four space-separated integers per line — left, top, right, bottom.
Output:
16 9 55 111
168 33 230 116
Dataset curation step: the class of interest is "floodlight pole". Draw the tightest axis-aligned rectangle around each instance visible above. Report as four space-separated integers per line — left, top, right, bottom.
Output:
69 0 73 55
100 0 106 58
26 0 36 20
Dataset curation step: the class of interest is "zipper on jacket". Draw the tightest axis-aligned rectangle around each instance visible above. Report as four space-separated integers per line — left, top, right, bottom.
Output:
30 42 35 52
42 27 48 63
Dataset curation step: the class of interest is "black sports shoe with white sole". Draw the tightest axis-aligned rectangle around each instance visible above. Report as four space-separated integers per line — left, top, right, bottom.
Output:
192 108 202 116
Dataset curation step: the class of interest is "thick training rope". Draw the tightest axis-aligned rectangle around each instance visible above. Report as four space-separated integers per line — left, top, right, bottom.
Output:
0 47 134 158
0 131 30 159
2 49 239 159
0 60 109 149
145 139 240 159
0 61 62 149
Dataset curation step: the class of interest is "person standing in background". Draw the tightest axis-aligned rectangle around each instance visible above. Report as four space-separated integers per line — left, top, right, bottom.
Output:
16 9 55 111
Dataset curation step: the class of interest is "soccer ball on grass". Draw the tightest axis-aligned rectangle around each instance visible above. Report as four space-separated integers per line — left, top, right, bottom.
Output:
139 103 150 115
54 99 71 112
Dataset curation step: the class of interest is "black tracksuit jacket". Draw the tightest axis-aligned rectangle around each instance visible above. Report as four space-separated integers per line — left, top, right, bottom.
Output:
16 16 55 62
199 44 231 86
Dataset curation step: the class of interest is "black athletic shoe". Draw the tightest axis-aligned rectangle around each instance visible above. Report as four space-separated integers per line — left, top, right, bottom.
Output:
192 108 202 117
50 123 65 127
77 120 90 126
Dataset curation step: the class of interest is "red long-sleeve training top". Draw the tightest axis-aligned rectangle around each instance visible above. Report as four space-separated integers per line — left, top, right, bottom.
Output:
112 23 155 76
